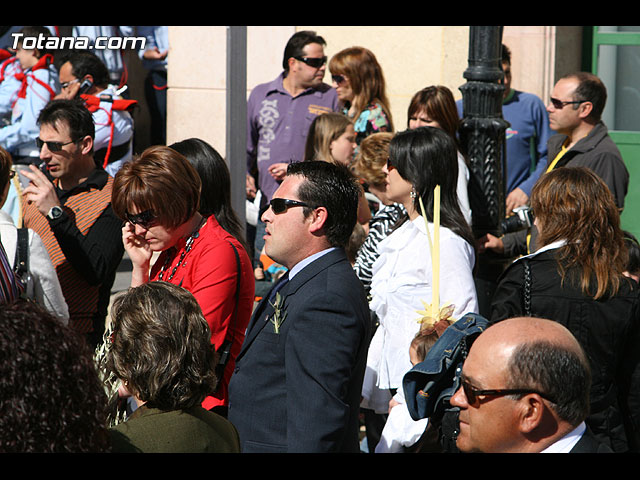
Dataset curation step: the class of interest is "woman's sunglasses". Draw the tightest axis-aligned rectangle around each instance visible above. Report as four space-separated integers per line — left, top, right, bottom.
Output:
331 74 347 85
125 209 158 229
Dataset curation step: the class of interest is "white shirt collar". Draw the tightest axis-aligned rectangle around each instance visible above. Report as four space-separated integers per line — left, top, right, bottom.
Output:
288 247 337 280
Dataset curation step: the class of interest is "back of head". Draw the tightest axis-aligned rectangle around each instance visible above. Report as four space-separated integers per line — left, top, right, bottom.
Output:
624 231 640 279
489 317 591 427
353 131 393 189
286 160 360 248
531 167 626 298
0 146 13 190
38 98 96 143
0 300 110 452
107 281 218 411
282 30 326 74
112 145 202 229
304 112 352 162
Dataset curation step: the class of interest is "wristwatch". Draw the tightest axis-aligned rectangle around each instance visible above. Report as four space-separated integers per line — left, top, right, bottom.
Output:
46 205 63 220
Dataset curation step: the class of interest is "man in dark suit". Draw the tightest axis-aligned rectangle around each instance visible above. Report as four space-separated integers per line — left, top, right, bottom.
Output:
228 160 370 453
449 316 613 453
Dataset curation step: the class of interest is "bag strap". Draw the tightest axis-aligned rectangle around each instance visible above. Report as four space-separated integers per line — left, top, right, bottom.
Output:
214 240 242 391
523 258 532 316
14 227 29 277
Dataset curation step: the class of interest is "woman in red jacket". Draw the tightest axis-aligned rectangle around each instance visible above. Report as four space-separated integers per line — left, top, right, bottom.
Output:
111 145 254 417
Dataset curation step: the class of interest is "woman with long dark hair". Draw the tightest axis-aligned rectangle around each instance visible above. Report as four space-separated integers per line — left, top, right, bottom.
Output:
361 127 478 445
169 137 249 254
491 167 640 452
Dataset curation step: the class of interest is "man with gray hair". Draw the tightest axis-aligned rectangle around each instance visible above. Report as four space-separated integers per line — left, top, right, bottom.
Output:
450 316 612 453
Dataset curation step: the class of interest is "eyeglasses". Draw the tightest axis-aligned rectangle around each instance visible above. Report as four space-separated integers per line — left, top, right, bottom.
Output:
268 198 312 214
36 137 81 152
60 78 81 90
332 74 347 85
293 55 327 68
125 209 158 229
460 379 555 406
549 97 586 109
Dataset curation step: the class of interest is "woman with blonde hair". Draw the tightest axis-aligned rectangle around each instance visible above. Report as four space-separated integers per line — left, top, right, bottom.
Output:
304 112 356 167
491 166 640 453
329 47 393 146
304 112 370 226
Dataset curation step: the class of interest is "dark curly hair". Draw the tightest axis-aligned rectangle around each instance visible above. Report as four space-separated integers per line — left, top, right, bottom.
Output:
107 282 218 411
0 300 110 452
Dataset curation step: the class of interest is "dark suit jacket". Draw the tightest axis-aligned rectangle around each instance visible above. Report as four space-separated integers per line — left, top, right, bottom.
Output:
227 248 371 453
570 426 614 453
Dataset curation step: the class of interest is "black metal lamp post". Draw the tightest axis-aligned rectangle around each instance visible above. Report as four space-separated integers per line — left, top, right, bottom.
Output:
458 26 510 316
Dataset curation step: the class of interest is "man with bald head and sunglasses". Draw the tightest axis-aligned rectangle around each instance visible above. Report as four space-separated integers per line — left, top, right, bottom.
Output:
20 99 124 348
450 316 612 453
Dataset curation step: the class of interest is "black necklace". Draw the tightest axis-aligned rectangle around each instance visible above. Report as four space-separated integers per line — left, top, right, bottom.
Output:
158 217 207 282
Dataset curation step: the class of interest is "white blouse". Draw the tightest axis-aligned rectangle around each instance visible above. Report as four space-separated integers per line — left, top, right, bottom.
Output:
361 215 477 413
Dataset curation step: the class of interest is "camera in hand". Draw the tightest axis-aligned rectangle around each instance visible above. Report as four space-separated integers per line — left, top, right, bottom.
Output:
501 206 534 234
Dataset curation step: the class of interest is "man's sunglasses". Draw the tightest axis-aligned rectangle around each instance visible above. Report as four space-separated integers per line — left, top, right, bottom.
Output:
293 55 327 68
460 379 555 406
36 137 81 152
549 97 586 110
268 198 312 215
332 74 347 85
125 209 158 229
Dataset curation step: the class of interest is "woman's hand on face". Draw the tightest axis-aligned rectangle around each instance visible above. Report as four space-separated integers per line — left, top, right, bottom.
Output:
122 222 152 268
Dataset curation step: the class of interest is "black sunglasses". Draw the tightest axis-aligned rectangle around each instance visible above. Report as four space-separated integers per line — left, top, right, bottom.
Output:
126 209 158 229
36 137 81 152
293 55 327 68
268 198 312 215
549 97 586 110
461 378 555 406
332 74 347 85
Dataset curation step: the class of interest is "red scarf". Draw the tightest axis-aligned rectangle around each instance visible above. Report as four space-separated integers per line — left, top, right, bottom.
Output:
14 53 56 101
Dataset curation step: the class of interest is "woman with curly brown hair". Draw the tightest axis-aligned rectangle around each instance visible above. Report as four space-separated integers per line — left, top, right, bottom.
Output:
491 166 640 452
107 282 240 453
0 300 110 452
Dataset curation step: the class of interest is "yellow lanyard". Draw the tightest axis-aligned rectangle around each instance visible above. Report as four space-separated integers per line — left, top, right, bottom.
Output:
546 141 570 173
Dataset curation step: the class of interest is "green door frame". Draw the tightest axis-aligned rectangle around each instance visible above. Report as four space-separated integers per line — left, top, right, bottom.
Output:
590 26 640 239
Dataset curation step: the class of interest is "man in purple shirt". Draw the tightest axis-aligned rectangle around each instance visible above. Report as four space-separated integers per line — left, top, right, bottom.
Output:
246 30 339 278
